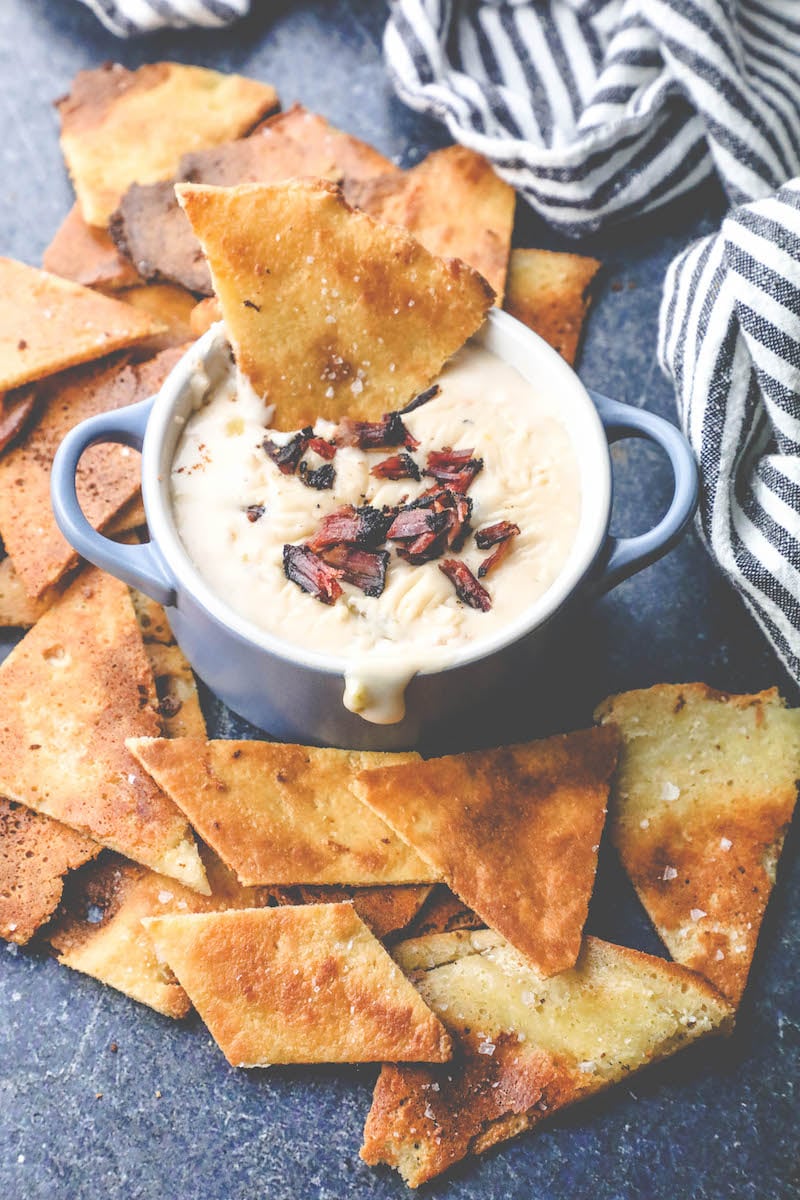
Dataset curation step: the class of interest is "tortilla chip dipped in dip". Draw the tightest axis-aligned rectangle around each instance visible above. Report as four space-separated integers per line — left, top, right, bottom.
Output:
170 180 582 723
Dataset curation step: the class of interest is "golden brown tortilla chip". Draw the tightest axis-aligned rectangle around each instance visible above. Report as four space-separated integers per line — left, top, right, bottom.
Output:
143 903 453 1064
262 883 433 942
0 387 38 457
0 568 207 892
0 259 165 392
43 203 141 291
363 931 733 1187
144 643 206 739
504 248 601 365
348 145 515 301
126 738 436 886
0 557 52 629
257 104 398 184
177 179 494 429
57 62 279 227
129 589 172 645
596 683 800 1005
46 846 271 1018
0 346 181 599
0 799 100 945
115 284 196 352
354 727 619 977
403 884 485 939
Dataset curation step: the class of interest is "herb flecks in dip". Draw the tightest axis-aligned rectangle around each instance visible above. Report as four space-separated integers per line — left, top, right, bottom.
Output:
171 337 581 724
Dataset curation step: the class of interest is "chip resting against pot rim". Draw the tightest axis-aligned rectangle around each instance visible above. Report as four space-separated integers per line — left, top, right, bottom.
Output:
176 179 495 430
142 903 453 1065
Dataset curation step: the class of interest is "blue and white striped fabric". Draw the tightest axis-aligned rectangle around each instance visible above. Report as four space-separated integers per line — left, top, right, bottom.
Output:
659 186 800 679
78 0 248 37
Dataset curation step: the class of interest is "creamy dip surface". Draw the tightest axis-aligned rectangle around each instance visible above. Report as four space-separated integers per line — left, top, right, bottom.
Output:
171 338 581 723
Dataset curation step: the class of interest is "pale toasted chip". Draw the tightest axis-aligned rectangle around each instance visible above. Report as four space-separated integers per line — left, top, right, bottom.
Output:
504 248 601 365
262 883 433 942
177 179 494 429
46 846 271 1018
0 259 165 393
144 643 206 739
0 799 100 944
190 297 221 337
0 556 53 629
595 683 800 1005
43 203 141 291
260 104 398 184
57 62 279 227
0 346 181 599
404 884 485 939
143 903 452 1064
116 284 196 352
362 931 733 1187
348 146 515 301
354 727 619 977
126 738 436 886
0 387 38 457
130 589 173 644
0 568 207 892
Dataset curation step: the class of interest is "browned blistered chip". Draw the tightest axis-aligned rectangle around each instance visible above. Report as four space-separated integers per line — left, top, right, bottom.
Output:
177 179 493 430
0 259 165 393
596 683 800 1005
257 104 399 185
0 346 182 599
262 883 433 942
126 738 436 887
144 643 206 739
362 931 733 1187
354 727 619 977
0 568 207 892
503 248 601 365
403 885 485 939
57 62 279 227
110 182 214 296
43 203 141 291
0 799 100 945
45 846 271 1018
142 903 452 1064
348 145 515 302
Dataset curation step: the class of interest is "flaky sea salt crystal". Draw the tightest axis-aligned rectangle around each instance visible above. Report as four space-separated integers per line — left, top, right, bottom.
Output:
578 1060 595 1073
720 837 732 851
640 818 650 829
690 907 707 921
715 949 725 961
157 891 173 904
477 1038 496 1056
662 866 678 881
659 781 681 802
350 378 364 395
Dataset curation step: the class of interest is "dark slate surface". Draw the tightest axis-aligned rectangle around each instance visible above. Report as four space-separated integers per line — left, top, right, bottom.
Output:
0 3 797 1198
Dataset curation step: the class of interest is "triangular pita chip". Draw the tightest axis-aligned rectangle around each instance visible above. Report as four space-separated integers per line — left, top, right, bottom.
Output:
403 884 484 939
348 145 515 301
143 643 206 739
257 104 399 184
0 799 100 945
595 683 800 1005
354 727 619 976
43 203 141 291
0 259 165 392
177 179 494 429
126 738 436 886
46 846 271 1018
504 248 601 365
142 903 453 1064
0 387 38 457
57 62 279 227
362 930 733 1187
115 284 196 353
262 883 433 942
0 346 182 599
110 182 214 295
0 556 51 629
0 568 206 891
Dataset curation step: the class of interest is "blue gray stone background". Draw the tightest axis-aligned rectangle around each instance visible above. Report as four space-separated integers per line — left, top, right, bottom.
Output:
0 3 797 1198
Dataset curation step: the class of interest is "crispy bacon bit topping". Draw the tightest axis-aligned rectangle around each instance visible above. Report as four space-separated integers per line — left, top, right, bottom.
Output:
400 383 440 415
439 559 492 611
336 411 419 451
475 520 520 549
370 453 421 482
245 504 265 523
307 436 337 460
478 538 515 578
424 446 484 493
283 544 342 605
386 508 448 541
263 426 313 474
319 545 389 598
386 489 473 563
299 461 336 491
306 504 392 552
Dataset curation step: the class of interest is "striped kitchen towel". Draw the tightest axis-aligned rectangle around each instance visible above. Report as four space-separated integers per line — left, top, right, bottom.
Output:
78 0 248 36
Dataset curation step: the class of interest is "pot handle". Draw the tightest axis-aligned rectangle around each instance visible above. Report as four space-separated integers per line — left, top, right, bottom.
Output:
50 395 177 608
589 391 699 595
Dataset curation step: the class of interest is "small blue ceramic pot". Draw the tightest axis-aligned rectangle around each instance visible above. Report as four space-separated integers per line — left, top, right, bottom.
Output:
51 310 698 750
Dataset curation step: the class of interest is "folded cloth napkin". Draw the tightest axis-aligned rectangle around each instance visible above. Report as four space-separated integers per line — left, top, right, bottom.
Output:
78 0 248 36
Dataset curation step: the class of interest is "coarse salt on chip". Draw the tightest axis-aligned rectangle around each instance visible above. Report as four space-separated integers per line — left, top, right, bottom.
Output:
503 248 601 366
0 258 165 392
126 738 437 887
596 682 800 1005
176 179 494 430
354 726 620 977
142 903 453 1064
57 62 279 227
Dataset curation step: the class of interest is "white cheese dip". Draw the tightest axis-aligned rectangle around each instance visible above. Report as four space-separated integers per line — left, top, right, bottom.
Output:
171 341 581 724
